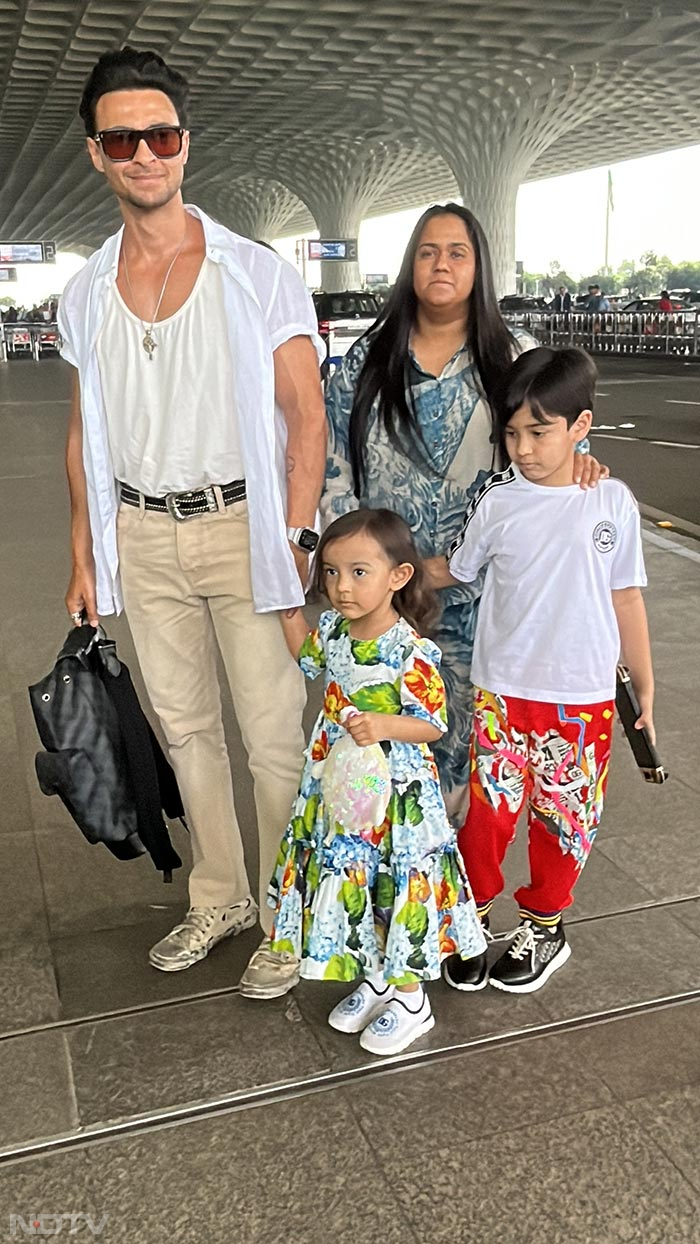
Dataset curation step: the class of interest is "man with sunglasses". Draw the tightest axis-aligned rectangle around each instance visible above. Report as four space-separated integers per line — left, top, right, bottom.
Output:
58 47 327 987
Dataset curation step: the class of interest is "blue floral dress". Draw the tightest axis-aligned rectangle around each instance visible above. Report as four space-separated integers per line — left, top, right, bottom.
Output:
269 611 487 985
322 333 537 819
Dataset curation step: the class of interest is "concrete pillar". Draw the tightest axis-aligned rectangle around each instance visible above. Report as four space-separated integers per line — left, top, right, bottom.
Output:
270 140 425 292
314 200 363 294
194 177 307 243
383 68 600 295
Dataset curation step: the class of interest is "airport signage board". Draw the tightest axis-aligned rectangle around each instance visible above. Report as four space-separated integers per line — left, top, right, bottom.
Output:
0 267 17 281
365 273 388 286
307 239 358 262
0 241 56 264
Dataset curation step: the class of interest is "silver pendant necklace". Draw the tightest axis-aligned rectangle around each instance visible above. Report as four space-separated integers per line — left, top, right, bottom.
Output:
121 233 187 360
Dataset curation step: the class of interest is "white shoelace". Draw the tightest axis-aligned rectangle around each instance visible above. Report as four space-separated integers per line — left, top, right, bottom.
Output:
503 922 538 962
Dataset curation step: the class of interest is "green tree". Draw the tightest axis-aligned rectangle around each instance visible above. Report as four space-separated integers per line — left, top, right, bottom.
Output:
546 261 577 295
665 261 700 291
634 251 672 295
521 270 547 295
582 270 621 295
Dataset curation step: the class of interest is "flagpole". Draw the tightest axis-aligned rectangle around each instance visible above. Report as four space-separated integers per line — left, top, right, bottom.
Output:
604 193 610 272
604 169 612 273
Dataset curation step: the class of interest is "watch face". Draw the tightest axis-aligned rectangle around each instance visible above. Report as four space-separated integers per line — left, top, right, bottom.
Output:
299 528 319 552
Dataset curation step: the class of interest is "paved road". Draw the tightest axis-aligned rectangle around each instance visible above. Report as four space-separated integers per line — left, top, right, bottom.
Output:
592 358 700 529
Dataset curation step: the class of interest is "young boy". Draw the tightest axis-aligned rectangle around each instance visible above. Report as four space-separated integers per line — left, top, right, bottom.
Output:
426 346 654 993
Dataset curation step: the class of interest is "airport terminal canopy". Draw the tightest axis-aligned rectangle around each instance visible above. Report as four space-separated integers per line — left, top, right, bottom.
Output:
1 0 699 291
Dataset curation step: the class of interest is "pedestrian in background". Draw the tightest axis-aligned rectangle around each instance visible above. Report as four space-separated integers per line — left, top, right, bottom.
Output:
551 285 571 314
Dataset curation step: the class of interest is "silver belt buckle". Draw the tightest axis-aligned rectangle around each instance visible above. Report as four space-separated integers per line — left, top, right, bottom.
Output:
165 487 218 521
165 490 196 522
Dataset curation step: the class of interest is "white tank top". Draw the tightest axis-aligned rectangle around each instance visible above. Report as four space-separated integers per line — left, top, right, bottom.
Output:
97 258 243 495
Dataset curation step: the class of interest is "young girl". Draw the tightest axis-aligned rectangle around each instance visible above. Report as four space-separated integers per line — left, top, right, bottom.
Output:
265 508 486 1057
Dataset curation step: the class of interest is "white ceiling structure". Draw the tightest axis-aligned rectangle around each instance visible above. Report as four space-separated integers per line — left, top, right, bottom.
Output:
1 1 699 290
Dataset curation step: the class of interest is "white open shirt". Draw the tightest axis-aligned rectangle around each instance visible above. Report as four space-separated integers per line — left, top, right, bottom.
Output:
59 206 325 616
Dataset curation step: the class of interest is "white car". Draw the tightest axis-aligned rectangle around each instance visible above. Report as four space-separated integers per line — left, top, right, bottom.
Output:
313 291 379 364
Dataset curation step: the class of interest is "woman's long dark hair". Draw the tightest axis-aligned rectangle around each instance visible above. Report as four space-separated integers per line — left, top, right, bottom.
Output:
348 202 516 495
314 509 440 636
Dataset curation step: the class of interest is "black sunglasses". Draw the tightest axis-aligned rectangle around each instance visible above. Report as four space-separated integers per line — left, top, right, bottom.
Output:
94 126 185 162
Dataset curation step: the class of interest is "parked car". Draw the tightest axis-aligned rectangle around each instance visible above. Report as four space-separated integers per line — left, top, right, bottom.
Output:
498 295 549 312
669 289 700 305
313 290 379 361
622 298 684 313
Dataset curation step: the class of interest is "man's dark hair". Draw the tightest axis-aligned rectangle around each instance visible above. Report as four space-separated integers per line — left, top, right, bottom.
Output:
79 46 190 135
493 346 597 450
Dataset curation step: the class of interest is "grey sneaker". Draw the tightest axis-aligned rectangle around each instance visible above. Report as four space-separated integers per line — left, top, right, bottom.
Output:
239 936 300 999
148 898 258 972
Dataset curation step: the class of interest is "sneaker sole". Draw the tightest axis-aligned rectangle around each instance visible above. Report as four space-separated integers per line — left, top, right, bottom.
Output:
148 907 259 973
489 941 572 994
239 972 300 1000
442 965 489 992
359 1012 435 1057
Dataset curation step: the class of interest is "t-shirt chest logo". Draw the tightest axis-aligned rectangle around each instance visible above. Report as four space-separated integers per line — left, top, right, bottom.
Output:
592 520 617 553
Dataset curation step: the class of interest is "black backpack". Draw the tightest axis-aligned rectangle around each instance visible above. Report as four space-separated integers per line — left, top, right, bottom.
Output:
29 624 183 881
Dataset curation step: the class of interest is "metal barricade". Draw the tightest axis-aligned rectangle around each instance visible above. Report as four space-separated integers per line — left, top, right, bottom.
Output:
1 321 60 360
502 310 700 358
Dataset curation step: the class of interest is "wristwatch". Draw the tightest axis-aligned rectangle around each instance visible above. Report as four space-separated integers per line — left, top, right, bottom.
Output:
287 525 319 553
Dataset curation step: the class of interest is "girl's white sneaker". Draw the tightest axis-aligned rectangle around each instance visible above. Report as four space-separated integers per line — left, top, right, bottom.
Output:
327 979 395 1034
359 991 435 1056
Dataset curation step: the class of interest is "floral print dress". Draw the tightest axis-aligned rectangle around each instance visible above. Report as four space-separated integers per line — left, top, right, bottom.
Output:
269 610 487 985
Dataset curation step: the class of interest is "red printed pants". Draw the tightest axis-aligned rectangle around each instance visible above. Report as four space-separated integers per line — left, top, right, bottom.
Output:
458 687 614 918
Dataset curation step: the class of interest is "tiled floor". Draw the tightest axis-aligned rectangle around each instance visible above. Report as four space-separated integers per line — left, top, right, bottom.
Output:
1 357 699 1242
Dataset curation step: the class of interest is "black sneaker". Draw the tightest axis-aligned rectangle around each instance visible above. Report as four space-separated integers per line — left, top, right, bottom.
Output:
443 950 489 992
443 913 490 992
488 919 571 994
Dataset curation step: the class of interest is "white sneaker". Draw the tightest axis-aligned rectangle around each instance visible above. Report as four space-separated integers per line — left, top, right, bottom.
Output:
148 898 258 972
359 991 435 1056
239 937 300 999
328 979 395 1034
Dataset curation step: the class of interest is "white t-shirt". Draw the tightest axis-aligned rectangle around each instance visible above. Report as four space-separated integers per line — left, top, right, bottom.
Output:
448 465 647 703
97 259 243 495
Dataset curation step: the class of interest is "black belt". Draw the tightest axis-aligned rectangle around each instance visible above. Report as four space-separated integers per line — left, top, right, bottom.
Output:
119 480 246 522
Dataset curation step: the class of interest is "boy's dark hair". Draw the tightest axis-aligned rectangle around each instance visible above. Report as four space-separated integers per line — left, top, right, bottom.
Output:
493 346 597 453
79 47 190 135
315 509 440 635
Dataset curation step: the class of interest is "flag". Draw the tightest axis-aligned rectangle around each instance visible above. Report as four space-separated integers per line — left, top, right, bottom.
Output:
607 169 614 213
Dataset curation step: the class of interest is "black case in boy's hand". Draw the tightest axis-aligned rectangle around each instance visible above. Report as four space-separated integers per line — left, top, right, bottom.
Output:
615 665 668 784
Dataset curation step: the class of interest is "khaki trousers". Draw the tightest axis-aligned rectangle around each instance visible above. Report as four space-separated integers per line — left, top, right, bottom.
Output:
117 499 306 933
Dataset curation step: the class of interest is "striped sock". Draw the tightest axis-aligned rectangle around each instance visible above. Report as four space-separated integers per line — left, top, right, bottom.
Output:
518 908 562 929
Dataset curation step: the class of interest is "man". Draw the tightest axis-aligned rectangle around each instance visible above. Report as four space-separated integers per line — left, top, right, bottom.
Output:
586 284 610 313
60 47 327 992
550 285 571 314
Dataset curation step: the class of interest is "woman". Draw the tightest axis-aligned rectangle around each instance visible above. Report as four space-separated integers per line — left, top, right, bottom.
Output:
322 203 603 819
